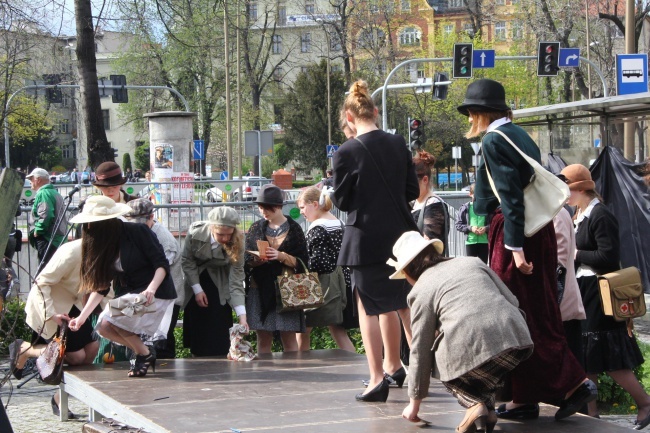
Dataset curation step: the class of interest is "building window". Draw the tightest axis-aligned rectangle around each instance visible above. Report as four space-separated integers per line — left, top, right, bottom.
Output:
331 64 342 72
443 24 454 36
62 93 70 107
495 21 506 40
464 23 473 34
512 20 523 40
136 140 145 147
330 31 341 51
448 0 463 7
249 2 258 20
272 35 282 54
62 143 76 159
357 28 386 48
273 67 284 82
59 119 69 134
495 0 505 4
102 109 110 130
399 27 421 46
305 1 314 13
301 66 309 73
401 0 411 12
301 33 311 52
278 4 286 25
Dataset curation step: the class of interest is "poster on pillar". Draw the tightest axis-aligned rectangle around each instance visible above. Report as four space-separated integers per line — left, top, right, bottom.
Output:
168 171 195 232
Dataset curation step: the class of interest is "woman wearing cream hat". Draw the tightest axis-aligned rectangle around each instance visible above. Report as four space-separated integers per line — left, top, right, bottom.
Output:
561 164 650 427
181 206 247 357
68 196 176 378
388 231 533 433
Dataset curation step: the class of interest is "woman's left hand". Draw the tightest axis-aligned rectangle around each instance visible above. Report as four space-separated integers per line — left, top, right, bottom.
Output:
265 247 280 261
238 314 249 332
141 288 156 305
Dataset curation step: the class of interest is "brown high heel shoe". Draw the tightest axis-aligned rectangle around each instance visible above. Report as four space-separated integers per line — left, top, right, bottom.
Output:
456 403 489 433
486 409 497 433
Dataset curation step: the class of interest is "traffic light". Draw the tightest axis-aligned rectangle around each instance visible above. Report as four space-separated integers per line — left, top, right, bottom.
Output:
537 42 560 77
453 43 473 79
409 119 423 151
43 74 62 103
433 72 449 100
110 75 128 103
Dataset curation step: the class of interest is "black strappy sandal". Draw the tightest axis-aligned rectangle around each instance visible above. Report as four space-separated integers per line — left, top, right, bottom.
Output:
128 347 156 378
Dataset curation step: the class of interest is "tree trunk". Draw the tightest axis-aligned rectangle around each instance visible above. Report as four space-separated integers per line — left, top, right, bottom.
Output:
75 0 112 167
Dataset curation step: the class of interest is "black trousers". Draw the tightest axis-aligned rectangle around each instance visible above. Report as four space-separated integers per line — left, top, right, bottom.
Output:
35 236 57 268
466 243 488 264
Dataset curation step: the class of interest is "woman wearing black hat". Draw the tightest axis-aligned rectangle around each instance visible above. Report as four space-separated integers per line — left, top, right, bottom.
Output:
244 184 308 353
92 162 139 204
458 79 596 422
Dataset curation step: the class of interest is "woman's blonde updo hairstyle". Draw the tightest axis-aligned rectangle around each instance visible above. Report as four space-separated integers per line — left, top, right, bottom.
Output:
298 186 332 212
343 80 376 122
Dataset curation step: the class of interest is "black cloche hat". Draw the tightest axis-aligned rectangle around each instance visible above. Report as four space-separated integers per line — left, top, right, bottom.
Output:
255 184 284 206
457 79 511 116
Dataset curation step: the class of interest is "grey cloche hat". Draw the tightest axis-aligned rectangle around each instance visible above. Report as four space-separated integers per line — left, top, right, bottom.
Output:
207 207 240 227
457 79 511 116
125 198 155 218
255 184 284 206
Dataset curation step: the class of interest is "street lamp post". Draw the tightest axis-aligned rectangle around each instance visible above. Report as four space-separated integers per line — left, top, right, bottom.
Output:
316 19 332 151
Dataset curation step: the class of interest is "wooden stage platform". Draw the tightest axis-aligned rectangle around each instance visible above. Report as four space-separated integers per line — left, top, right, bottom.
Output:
59 350 635 433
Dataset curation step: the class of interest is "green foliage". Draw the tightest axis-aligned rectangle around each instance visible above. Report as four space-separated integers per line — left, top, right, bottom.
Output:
292 180 317 188
261 155 279 179
282 61 347 173
309 327 364 354
134 143 150 172
174 326 191 358
0 298 32 356
51 165 67 173
122 153 133 172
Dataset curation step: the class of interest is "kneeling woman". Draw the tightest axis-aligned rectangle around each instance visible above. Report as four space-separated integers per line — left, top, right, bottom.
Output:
69 196 176 378
390 232 533 433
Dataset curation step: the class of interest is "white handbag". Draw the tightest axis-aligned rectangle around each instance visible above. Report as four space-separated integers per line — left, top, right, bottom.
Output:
484 129 570 237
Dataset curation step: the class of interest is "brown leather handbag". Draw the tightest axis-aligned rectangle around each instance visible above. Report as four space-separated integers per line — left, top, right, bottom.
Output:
598 267 646 322
36 321 68 385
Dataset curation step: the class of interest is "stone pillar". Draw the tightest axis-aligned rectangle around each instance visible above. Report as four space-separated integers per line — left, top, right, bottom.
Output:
143 111 197 233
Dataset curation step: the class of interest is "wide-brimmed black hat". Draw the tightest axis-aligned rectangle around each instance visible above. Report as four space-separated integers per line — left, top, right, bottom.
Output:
93 161 126 186
255 184 284 206
457 79 510 116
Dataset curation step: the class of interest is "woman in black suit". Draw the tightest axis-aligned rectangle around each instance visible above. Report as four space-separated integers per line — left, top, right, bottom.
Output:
332 80 420 402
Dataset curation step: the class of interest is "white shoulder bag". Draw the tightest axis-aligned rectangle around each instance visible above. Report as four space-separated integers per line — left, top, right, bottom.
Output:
484 129 570 237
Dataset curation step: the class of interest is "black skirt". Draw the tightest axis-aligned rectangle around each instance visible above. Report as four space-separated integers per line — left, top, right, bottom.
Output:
183 270 233 357
579 275 644 373
350 263 410 316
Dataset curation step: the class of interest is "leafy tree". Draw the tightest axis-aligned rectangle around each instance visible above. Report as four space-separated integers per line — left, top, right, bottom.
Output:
7 97 60 170
282 60 346 174
134 143 150 172
122 153 132 172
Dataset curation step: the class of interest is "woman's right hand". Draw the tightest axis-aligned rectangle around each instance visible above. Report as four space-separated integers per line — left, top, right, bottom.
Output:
195 292 209 307
512 250 533 275
51 314 71 326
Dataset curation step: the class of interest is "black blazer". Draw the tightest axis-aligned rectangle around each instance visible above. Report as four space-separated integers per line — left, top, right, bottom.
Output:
331 130 420 266
474 122 540 248
117 222 176 299
575 203 620 275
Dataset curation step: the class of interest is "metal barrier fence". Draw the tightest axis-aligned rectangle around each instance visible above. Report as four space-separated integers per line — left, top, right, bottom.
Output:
10 185 470 299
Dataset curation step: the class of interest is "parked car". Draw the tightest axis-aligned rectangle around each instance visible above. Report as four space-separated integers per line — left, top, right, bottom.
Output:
231 176 271 201
204 186 224 203
51 172 73 184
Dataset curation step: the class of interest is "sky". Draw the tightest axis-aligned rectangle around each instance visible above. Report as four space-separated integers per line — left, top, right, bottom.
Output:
41 0 121 38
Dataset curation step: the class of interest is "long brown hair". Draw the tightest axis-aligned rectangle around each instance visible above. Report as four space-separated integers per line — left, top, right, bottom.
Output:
403 244 451 281
343 80 376 122
465 109 513 139
215 226 244 264
80 218 123 293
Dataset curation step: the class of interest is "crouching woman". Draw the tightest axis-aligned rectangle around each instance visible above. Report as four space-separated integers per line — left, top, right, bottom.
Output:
389 232 533 433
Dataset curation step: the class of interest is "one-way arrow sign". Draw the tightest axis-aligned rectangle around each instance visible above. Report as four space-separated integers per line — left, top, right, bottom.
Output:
473 50 495 68
559 48 580 68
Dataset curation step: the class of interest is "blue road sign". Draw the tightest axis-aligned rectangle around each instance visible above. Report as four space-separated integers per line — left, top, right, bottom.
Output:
594 138 601 148
617 54 648 96
220 171 228 180
193 140 205 160
326 144 339 158
473 50 495 68
559 48 580 68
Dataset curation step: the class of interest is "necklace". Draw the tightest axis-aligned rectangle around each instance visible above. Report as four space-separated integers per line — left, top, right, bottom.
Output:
266 220 289 237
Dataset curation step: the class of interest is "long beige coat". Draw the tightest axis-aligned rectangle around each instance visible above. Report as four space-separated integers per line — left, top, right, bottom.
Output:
408 257 533 401
25 240 110 339
553 207 586 321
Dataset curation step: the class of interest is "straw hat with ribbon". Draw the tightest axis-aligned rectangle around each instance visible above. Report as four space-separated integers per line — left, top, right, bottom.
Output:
70 195 131 224
387 231 444 280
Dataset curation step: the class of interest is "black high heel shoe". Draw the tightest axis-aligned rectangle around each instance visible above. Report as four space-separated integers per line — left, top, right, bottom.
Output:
8 339 24 380
388 367 406 388
362 372 395 387
355 378 389 402
128 347 156 378
51 395 76 419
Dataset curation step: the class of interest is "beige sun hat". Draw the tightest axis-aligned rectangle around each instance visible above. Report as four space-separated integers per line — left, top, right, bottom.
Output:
70 195 131 224
387 231 444 280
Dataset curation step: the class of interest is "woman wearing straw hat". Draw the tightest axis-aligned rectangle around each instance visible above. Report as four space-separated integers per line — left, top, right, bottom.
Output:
181 206 247 357
458 79 596 421
68 195 176 378
388 231 533 433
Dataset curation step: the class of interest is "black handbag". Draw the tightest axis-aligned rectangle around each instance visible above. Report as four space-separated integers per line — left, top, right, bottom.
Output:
36 321 68 385
556 265 567 304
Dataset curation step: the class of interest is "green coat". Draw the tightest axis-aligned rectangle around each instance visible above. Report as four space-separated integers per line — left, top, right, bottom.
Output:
29 184 66 247
474 122 541 248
